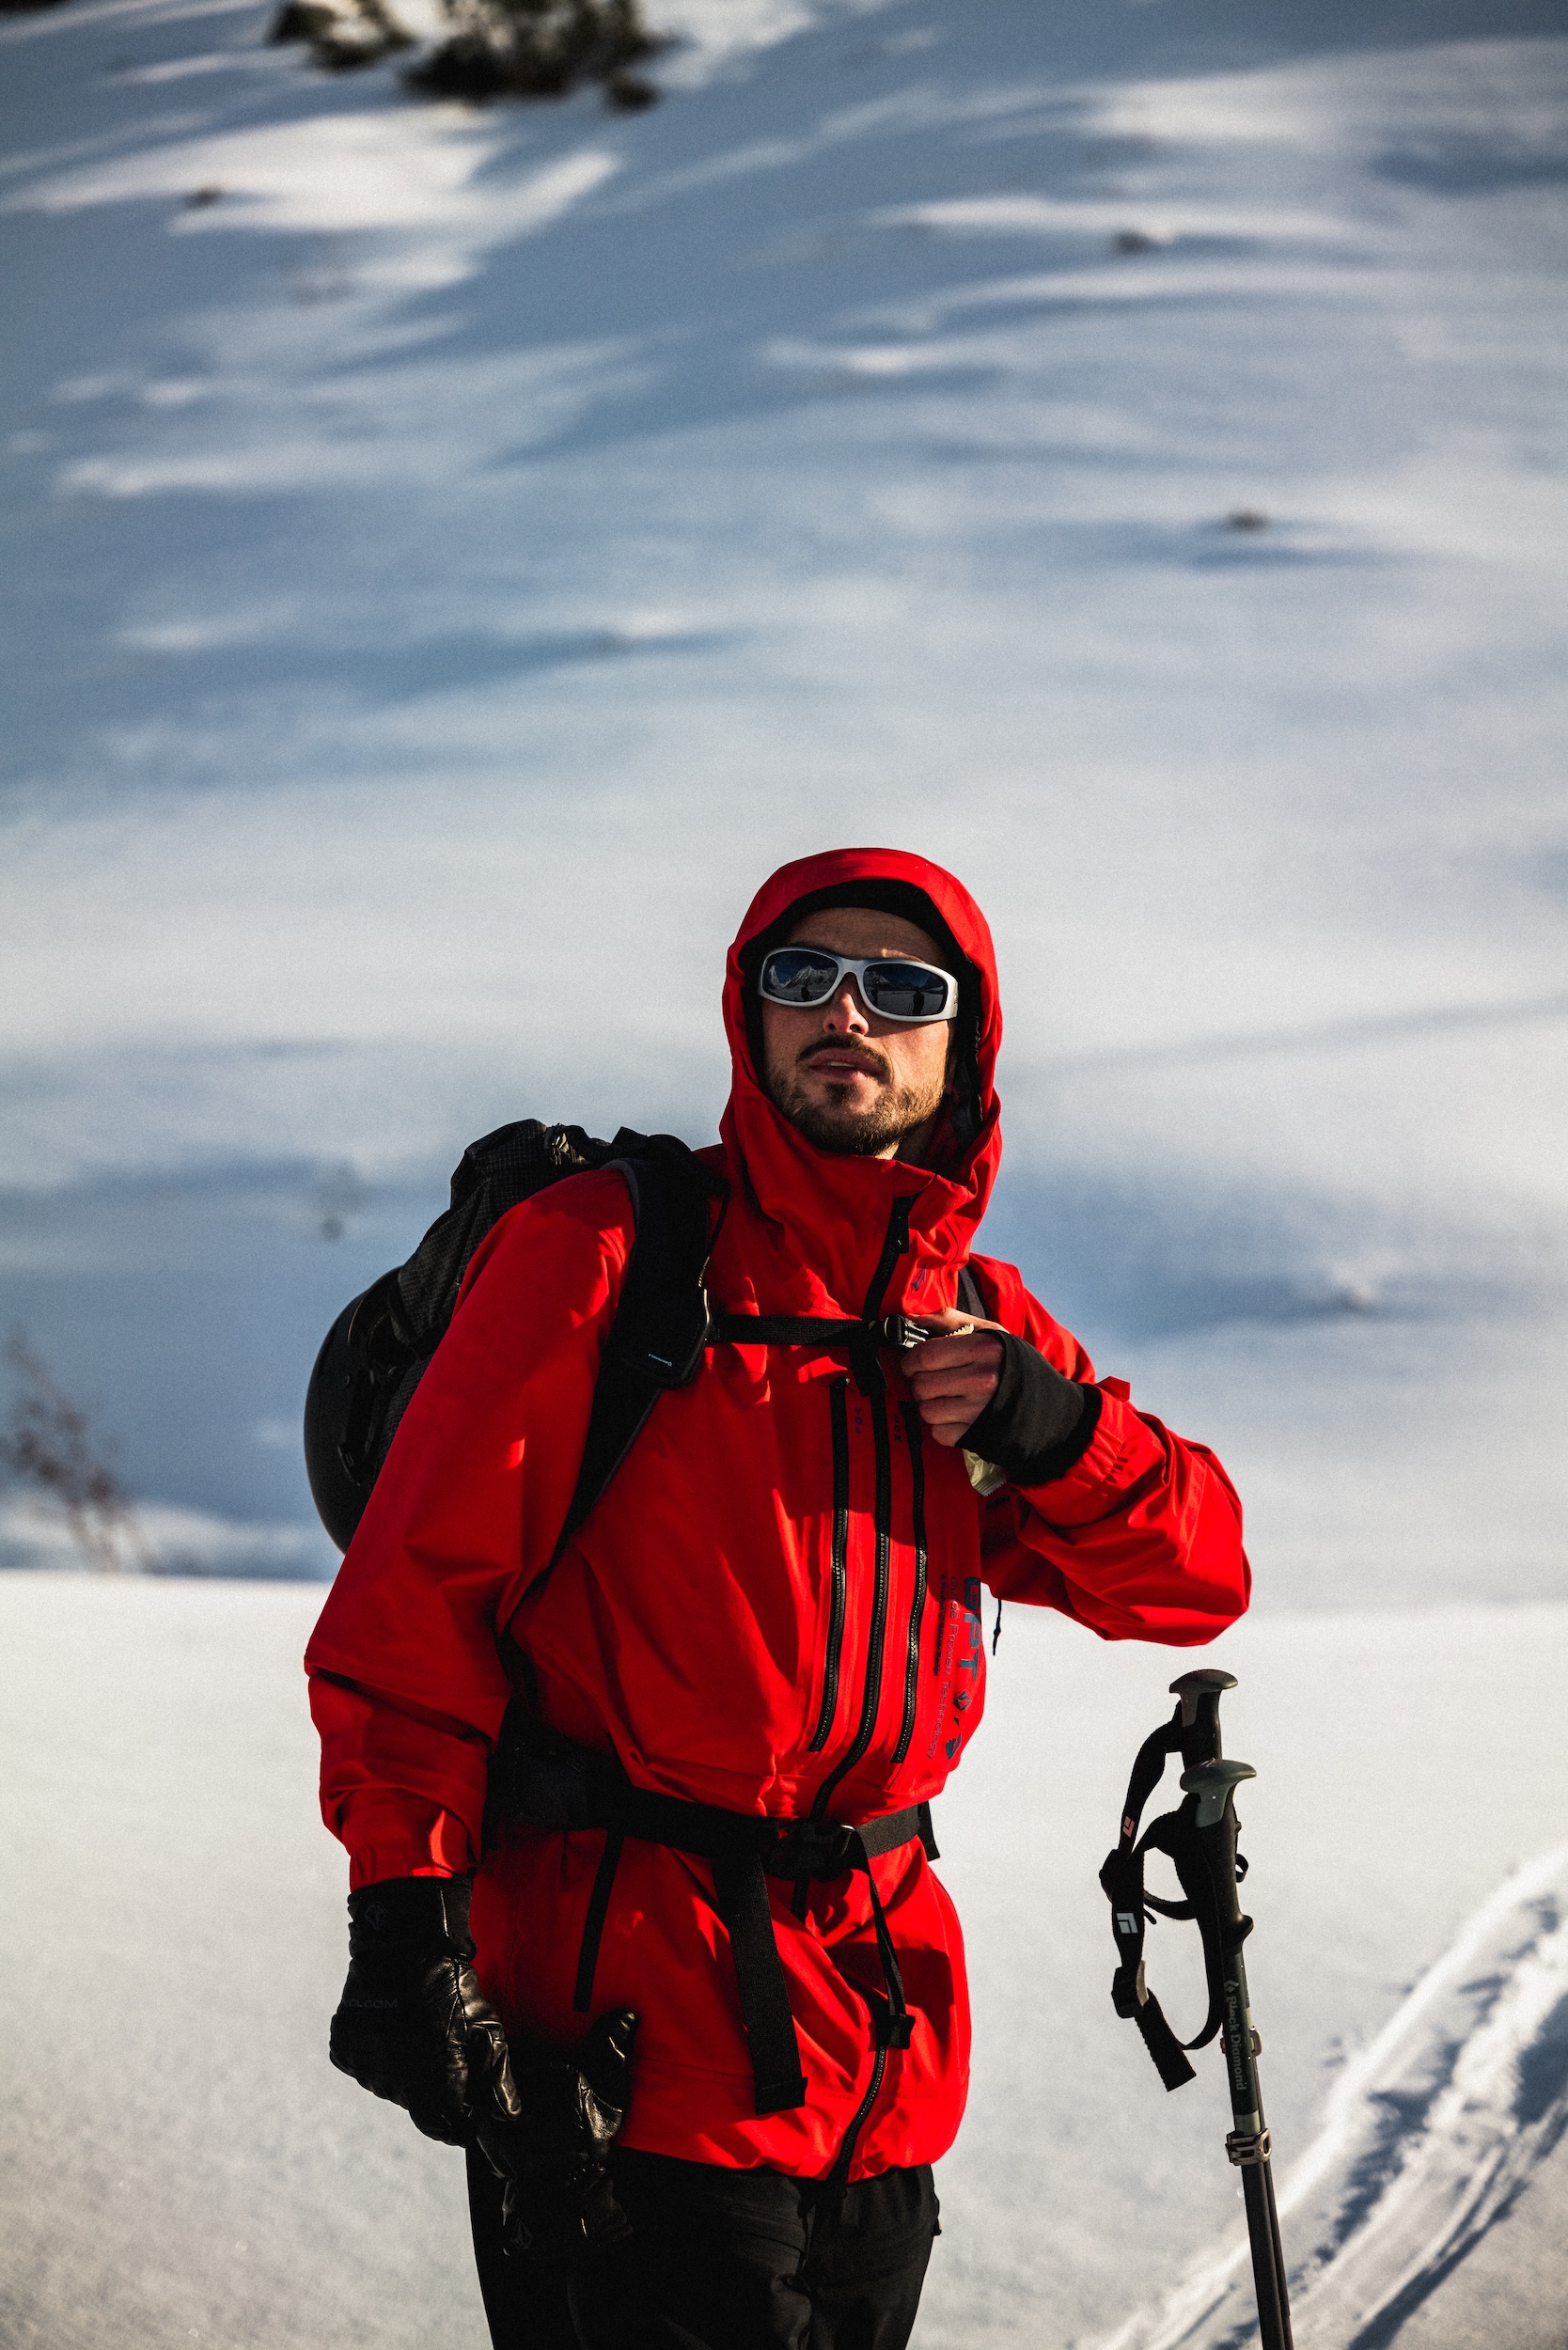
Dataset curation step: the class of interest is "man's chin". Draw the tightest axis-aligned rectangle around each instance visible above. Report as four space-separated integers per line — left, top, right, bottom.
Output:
795 1112 895 1156
781 1087 921 1158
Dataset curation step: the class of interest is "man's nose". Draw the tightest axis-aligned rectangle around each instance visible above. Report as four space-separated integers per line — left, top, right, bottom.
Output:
823 981 870 1034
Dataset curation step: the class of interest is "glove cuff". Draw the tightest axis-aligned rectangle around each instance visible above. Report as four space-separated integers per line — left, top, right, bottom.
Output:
346 1873 474 1958
959 1334 1103 1487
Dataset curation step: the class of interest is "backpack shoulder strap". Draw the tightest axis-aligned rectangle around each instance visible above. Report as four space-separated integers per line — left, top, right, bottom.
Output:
305 1121 723 1557
399 1119 606 1346
554 1135 728 1557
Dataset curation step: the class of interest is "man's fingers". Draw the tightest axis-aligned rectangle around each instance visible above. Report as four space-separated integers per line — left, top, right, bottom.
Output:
908 1359 999 1405
908 1351 998 1449
913 1331 1004 1374
913 1398 996 1436
914 1384 995 1439
922 1414 979 1448
894 1315 1002 1449
919 1409 986 1441
909 1355 996 1389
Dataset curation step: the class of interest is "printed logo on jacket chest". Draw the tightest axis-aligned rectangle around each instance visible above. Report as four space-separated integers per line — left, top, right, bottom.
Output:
926 1574 985 1764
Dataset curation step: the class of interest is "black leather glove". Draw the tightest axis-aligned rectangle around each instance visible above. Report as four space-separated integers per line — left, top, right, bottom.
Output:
330 1875 523 2146
960 1334 1103 1486
480 2008 639 2267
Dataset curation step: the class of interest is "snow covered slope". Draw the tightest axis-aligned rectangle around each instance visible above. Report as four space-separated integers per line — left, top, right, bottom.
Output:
2 1574 1565 2350
3 0 1566 1599
3 10 1566 2342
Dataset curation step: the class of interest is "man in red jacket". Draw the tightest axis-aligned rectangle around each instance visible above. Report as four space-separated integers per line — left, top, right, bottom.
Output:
307 847 1248 2349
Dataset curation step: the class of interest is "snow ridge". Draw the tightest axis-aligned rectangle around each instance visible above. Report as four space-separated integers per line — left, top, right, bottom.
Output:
1095 1841 1568 2350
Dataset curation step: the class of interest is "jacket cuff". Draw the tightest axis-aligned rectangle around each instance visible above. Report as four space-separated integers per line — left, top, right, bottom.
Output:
961 1333 1103 1488
346 1873 474 1954
337 1796 474 1890
1008 1386 1154 1523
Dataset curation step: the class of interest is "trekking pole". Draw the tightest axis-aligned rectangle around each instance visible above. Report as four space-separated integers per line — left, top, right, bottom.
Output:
1173 1673 1293 2350
1101 1668 1294 2350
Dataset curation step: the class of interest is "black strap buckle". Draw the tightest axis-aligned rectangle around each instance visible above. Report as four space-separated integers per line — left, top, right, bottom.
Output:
765 1820 858 1880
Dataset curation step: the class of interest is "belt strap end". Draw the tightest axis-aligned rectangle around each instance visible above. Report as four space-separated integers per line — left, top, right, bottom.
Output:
754 2072 808 2115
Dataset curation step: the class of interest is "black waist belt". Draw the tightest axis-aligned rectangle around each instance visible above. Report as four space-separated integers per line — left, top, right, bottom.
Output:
485 1710 936 2118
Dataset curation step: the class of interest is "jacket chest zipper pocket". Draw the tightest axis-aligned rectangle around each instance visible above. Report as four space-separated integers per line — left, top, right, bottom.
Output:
810 1383 894 1820
808 1376 852 1752
891 1402 927 1767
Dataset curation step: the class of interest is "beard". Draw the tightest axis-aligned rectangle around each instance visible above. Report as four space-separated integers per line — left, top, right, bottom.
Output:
769 1043 948 1157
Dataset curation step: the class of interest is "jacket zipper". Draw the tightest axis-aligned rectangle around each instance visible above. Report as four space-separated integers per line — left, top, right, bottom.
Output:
861 1195 913 1325
821 1200 921 2179
810 1195 914 1811
808 1377 852 1752
830 2044 887 2194
811 1379 893 1823
891 1402 927 1766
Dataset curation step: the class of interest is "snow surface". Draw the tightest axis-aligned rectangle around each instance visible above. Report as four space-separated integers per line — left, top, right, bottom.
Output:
3 0 1567 2342
3 1574 1566 2350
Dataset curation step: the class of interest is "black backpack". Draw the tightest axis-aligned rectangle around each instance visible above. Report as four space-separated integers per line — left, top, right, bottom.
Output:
304 1120 725 1555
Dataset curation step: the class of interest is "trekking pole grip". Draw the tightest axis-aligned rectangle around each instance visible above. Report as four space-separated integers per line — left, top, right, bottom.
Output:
1180 1754 1255 1831
1180 1758 1262 2116
1168 1668 1236 1768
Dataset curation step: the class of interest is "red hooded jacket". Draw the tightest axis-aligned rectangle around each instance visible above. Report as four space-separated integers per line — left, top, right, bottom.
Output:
306 848 1248 2181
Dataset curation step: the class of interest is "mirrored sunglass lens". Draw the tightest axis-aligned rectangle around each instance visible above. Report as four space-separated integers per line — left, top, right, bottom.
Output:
762 949 841 1004
863 962 950 1019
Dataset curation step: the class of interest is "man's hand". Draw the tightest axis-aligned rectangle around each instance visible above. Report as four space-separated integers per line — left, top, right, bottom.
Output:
331 1878 637 2264
903 1308 1103 1487
901 1308 1007 1447
330 1875 524 2146
479 2009 639 2266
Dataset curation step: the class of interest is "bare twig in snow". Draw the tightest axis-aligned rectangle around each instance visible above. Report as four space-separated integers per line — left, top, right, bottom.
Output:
0 1330 156 1572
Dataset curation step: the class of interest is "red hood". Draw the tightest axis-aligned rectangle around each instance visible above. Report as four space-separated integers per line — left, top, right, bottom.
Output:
714 847 1003 1318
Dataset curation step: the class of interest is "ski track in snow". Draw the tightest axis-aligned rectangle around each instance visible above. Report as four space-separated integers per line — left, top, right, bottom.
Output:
1094 1842 1568 2350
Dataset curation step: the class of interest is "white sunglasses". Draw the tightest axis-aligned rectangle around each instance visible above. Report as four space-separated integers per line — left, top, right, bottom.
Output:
758 946 959 1024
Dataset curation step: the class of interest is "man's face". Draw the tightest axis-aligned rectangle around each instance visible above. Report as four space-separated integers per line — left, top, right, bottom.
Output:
760 906 954 1160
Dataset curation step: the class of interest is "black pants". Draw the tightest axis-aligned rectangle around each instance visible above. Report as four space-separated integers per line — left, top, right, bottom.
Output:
467 2145 939 2350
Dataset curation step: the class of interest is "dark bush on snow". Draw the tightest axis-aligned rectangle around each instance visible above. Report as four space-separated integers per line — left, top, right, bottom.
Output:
404 0 661 106
269 0 413 71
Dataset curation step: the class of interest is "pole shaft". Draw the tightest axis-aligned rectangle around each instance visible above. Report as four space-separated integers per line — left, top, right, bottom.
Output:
1242 2160 1294 2350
